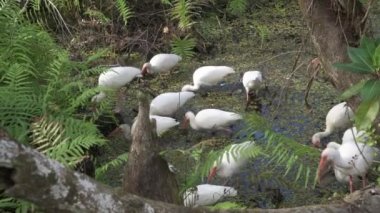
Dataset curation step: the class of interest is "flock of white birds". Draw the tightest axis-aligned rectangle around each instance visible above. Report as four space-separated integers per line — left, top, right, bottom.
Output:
92 53 378 207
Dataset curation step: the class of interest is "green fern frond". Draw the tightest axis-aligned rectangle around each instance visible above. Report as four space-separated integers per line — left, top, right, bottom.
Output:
0 64 41 138
31 115 68 153
161 0 173 5
84 9 110 24
84 48 113 66
171 35 196 59
171 0 199 30
227 0 247 16
245 113 320 187
31 116 106 167
0 197 35 212
115 0 134 26
95 152 129 178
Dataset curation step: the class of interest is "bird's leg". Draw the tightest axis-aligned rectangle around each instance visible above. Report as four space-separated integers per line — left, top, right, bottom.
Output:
349 175 354 193
245 92 250 111
362 174 368 189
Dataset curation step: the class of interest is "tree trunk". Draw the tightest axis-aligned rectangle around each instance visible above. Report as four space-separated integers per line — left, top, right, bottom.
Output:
298 0 366 92
122 91 181 205
2 138 380 212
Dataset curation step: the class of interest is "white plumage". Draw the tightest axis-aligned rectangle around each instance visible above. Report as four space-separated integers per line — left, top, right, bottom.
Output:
181 66 235 92
312 102 354 147
183 184 237 207
150 115 179 136
141 53 182 75
92 66 142 102
317 127 377 193
184 109 242 131
150 92 195 116
242 71 263 102
131 115 179 137
208 141 255 182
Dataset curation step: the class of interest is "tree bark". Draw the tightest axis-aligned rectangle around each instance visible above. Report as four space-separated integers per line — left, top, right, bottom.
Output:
2 138 380 212
122 92 181 205
298 0 366 92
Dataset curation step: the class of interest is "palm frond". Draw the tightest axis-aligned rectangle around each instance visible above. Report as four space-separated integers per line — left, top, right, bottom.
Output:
115 0 134 26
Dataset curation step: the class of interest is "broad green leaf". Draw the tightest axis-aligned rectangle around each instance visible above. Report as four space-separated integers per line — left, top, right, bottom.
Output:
360 79 380 101
334 62 373 74
355 99 380 130
373 45 380 68
347 47 375 72
341 80 366 100
360 37 377 56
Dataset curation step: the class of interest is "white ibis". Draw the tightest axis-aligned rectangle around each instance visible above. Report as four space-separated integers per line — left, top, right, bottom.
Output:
317 128 377 193
141 53 182 76
150 92 195 117
242 71 263 103
311 102 354 147
183 109 242 133
342 126 368 143
208 141 255 183
131 115 179 137
92 66 142 102
183 184 237 207
181 66 235 92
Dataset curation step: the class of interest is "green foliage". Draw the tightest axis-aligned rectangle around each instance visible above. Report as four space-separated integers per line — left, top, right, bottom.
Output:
227 0 247 16
95 152 129 178
25 0 72 33
171 35 196 59
171 0 199 30
0 2 109 210
255 23 270 49
115 0 134 26
0 198 36 213
244 113 320 188
209 201 246 210
84 9 111 24
334 37 380 130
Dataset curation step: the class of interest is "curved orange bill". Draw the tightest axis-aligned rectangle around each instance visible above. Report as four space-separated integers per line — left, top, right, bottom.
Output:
317 156 330 183
207 167 217 183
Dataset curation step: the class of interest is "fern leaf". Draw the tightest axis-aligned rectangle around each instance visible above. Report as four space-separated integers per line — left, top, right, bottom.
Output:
115 0 133 26
95 152 129 178
245 112 320 187
171 0 199 30
171 35 196 59
227 0 247 16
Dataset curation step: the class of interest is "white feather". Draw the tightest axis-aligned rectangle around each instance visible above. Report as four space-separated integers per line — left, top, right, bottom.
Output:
182 66 235 92
150 92 195 116
183 184 237 207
